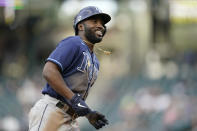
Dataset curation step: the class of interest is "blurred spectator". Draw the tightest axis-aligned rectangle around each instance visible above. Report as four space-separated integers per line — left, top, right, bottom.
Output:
150 0 171 45
0 116 20 131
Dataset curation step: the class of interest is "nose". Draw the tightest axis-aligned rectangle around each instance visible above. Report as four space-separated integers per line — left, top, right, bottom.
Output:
97 21 105 30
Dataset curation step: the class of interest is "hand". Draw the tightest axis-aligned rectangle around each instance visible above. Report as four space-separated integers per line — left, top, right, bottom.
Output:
86 111 109 130
70 94 91 116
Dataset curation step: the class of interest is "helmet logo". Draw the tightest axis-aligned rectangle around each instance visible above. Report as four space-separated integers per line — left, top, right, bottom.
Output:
77 16 82 22
95 7 102 13
86 10 92 15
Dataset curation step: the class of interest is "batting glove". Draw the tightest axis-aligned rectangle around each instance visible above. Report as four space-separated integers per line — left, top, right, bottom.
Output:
70 94 91 116
86 111 109 130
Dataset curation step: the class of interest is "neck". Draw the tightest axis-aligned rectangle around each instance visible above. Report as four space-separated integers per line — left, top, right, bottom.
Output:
83 39 94 52
79 35 94 52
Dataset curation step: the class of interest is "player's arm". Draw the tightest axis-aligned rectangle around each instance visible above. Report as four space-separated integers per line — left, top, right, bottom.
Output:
42 61 91 116
43 61 74 100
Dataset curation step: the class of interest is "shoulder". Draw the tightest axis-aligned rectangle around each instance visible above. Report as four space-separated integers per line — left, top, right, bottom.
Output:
58 36 85 49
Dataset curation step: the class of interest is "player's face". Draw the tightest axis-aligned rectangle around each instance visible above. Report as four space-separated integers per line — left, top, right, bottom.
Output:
83 16 105 44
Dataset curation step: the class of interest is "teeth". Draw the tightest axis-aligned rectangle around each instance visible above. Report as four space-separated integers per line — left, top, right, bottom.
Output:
95 31 102 37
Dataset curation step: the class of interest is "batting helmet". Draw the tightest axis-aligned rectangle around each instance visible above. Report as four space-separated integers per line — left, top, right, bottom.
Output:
73 6 111 35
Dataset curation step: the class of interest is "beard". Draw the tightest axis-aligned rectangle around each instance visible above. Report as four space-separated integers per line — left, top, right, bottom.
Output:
83 24 103 44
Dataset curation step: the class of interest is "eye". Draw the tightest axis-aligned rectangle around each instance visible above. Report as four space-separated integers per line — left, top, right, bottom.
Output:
92 19 97 24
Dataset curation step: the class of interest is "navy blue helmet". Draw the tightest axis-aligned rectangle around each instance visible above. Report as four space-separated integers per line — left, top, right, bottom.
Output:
73 6 111 35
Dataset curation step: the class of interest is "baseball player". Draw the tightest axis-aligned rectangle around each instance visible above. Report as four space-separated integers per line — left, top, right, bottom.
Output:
28 6 111 131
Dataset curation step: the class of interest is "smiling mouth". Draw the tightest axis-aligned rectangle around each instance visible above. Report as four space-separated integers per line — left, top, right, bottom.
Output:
95 30 103 37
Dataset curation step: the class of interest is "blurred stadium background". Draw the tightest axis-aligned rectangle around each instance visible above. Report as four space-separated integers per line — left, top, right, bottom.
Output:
1 0 197 130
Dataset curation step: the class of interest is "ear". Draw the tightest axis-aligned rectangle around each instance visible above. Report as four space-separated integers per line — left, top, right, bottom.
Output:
78 23 84 31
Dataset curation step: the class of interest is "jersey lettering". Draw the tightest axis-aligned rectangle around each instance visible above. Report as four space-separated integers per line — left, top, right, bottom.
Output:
77 51 98 85
77 52 89 73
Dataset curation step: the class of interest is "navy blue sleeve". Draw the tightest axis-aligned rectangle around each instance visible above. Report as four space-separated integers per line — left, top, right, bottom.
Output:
46 39 80 72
